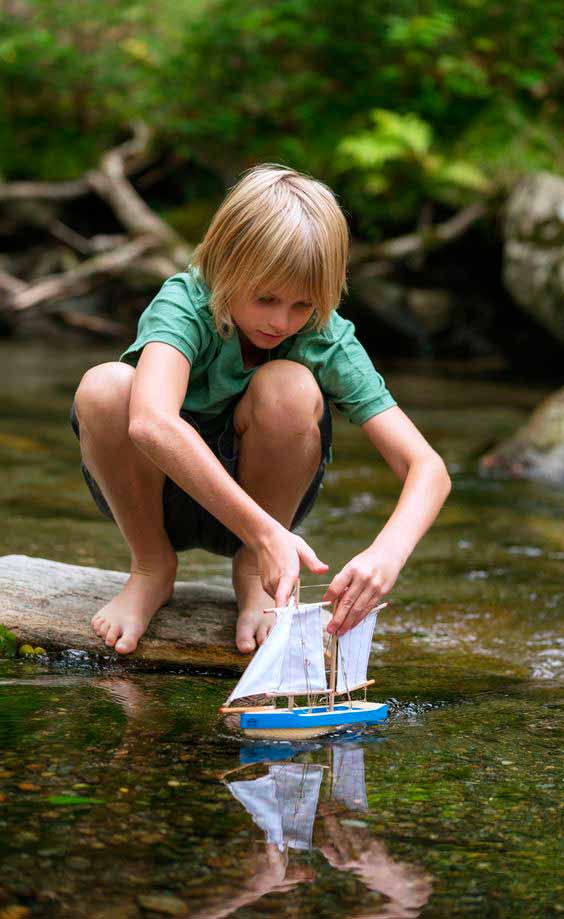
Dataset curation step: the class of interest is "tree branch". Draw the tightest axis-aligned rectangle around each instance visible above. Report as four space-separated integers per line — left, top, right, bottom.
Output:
86 120 187 255
0 177 91 202
0 121 151 204
5 236 157 313
0 122 193 321
350 201 487 264
0 269 27 294
51 308 126 338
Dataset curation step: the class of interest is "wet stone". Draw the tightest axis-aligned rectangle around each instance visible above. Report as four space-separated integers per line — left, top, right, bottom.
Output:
137 894 189 916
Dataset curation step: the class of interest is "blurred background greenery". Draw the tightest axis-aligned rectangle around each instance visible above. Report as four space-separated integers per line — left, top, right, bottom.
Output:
1 0 563 471
1 0 563 347
2 0 562 199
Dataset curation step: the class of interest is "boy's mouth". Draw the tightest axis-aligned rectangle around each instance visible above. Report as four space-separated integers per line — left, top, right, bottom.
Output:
257 330 285 343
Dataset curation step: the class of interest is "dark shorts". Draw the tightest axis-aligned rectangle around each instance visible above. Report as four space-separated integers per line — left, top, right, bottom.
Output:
69 396 332 558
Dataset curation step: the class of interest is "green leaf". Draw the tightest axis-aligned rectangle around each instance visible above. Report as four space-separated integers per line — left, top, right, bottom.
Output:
46 795 105 806
371 109 432 156
337 134 405 169
438 160 491 192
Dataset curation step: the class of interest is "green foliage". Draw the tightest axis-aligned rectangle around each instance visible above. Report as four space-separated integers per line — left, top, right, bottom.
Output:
0 0 204 178
452 100 564 186
0 0 562 229
336 108 491 222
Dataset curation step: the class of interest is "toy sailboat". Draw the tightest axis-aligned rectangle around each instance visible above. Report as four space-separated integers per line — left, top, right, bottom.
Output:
220 593 388 739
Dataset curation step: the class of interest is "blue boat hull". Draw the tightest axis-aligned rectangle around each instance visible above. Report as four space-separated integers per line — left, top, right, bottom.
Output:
240 701 388 738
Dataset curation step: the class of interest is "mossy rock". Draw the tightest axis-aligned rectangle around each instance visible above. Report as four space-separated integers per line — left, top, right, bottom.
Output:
0 555 243 670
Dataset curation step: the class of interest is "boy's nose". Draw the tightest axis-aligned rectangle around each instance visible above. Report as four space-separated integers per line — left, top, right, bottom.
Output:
267 312 290 335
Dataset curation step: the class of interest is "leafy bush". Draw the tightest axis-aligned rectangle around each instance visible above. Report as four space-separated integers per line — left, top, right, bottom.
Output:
1 0 562 230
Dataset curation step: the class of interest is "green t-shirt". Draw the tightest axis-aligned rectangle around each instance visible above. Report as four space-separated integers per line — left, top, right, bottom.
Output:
119 268 396 439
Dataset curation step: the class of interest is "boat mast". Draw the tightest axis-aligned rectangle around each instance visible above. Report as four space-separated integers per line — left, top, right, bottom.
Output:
287 579 299 712
328 633 338 711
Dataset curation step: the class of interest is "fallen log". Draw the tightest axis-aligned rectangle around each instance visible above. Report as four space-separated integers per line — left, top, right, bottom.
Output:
0 555 245 671
0 121 192 321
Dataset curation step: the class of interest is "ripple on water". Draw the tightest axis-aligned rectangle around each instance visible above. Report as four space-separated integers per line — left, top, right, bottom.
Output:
507 545 544 557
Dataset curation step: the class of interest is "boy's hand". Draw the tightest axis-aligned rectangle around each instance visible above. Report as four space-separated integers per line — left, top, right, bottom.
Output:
255 525 328 607
322 546 402 636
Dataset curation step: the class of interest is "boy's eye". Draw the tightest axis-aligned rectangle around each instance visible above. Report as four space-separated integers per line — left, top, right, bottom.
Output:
256 295 312 308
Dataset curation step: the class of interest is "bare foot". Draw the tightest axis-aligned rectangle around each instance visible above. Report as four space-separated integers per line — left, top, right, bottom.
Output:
236 607 276 654
91 556 177 654
232 546 276 654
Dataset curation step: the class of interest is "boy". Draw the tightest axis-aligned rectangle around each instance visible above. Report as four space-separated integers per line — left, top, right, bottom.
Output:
70 164 451 655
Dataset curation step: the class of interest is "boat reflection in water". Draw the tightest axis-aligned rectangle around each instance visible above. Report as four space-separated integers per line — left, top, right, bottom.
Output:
228 743 368 850
208 739 433 919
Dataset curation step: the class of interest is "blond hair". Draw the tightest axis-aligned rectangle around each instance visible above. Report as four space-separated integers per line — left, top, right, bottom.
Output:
190 163 350 337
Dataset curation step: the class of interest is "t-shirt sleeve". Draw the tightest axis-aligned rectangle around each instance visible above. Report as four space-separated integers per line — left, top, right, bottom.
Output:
118 274 210 368
301 315 397 425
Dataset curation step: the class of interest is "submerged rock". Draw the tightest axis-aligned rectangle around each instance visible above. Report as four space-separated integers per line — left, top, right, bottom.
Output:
479 386 564 487
0 555 244 670
137 894 189 916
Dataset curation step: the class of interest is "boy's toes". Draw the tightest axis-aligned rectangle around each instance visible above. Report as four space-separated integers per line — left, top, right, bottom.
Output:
236 620 257 654
97 619 111 640
105 624 121 648
114 630 140 655
237 635 256 654
256 622 270 646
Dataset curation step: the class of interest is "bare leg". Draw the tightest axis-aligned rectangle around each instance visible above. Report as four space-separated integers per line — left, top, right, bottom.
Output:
74 362 178 654
231 360 324 653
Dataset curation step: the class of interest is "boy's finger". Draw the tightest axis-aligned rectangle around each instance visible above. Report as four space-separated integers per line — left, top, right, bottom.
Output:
336 586 379 636
328 581 364 634
299 544 328 574
331 596 388 628
322 569 350 604
275 575 296 608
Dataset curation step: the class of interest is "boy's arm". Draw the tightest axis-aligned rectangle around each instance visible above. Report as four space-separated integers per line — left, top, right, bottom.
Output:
322 405 451 635
128 342 327 602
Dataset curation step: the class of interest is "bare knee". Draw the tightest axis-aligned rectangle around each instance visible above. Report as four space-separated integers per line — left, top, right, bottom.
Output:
75 362 134 428
237 360 323 439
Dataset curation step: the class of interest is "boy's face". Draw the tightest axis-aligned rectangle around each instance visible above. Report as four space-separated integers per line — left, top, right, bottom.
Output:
230 281 315 350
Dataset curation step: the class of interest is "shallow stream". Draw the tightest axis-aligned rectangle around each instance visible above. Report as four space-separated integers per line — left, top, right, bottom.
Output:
0 341 562 917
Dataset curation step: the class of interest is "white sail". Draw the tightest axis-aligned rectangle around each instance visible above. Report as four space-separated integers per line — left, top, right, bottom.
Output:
227 763 323 851
227 773 284 848
271 764 323 849
277 603 327 694
331 746 368 812
225 602 327 704
336 609 378 693
225 608 293 704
